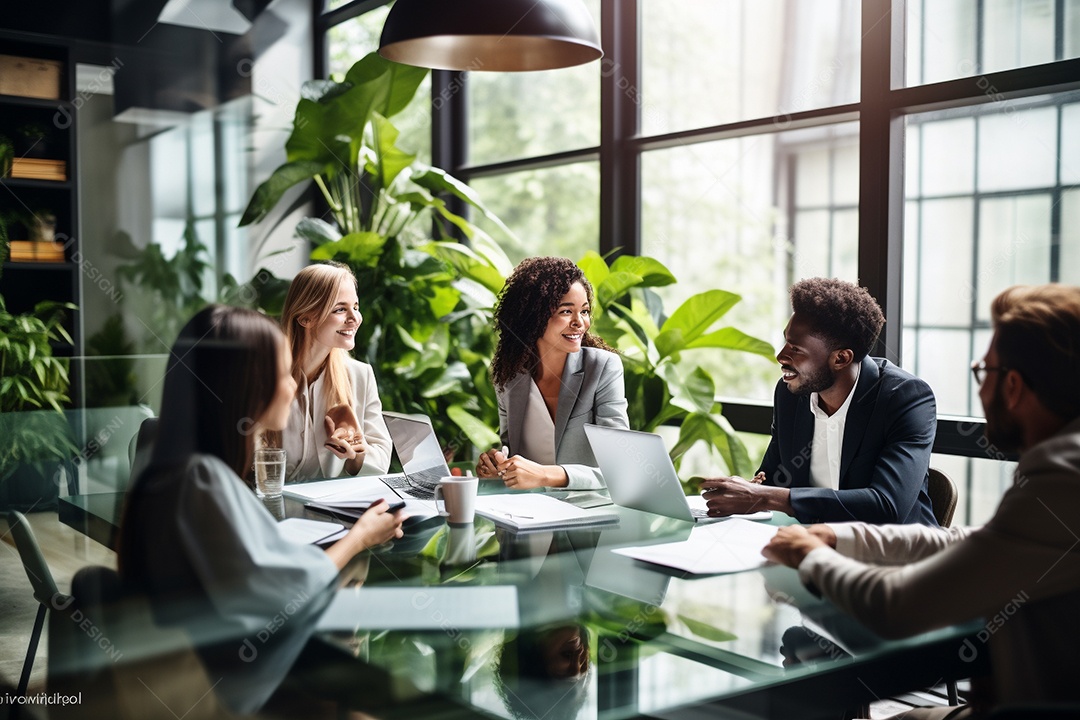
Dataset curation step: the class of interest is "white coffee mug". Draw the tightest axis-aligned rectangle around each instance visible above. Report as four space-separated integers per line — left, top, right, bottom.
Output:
434 476 478 525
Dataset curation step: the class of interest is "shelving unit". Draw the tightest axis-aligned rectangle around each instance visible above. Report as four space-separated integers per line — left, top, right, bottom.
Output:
0 36 81 381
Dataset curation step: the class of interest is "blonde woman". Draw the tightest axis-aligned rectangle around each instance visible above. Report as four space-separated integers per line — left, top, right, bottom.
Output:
277 262 392 480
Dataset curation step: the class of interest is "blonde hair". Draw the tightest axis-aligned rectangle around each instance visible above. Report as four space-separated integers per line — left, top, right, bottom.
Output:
280 261 357 411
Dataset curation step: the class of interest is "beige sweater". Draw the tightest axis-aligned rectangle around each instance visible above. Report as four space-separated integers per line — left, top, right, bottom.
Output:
799 416 1080 705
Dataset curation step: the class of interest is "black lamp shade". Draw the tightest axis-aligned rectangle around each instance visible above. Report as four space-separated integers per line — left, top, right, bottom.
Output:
378 0 602 72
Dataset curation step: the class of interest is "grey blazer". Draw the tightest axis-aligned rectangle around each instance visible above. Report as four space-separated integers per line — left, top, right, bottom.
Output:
497 347 629 490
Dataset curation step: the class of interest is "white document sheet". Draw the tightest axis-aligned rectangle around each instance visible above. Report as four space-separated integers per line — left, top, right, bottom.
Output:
317 585 519 631
283 476 403 502
474 493 619 532
277 517 347 545
613 518 780 574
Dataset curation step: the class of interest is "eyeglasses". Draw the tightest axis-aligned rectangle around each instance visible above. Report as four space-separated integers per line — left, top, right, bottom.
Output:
970 360 1010 385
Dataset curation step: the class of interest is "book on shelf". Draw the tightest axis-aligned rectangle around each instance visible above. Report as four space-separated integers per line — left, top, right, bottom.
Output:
474 493 619 533
10 158 67 181
7 240 65 263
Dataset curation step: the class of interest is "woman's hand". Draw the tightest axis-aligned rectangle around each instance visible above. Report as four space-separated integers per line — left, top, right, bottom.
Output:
325 500 407 569
500 455 568 489
476 448 507 478
324 405 367 472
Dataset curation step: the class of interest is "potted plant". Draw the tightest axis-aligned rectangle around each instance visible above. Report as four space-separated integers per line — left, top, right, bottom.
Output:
0 284 78 509
16 121 50 158
240 52 516 457
0 134 13 178
579 252 776 485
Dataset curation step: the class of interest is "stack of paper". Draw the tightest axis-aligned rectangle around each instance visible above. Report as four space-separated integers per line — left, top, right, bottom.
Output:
474 493 619 532
613 518 779 574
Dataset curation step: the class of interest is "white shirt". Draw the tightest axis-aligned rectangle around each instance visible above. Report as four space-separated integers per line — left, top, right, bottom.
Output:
125 454 339 713
808 364 860 490
283 357 392 481
518 380 557 466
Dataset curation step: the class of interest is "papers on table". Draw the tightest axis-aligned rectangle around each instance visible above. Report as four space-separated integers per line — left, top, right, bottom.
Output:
474 493 620 533
283 476 399 502
317 585 519 631
613 518 779 575
282 476 439 520
277 517 347 545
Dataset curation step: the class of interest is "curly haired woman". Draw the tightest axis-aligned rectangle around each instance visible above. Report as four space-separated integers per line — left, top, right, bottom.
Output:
476 256 629 490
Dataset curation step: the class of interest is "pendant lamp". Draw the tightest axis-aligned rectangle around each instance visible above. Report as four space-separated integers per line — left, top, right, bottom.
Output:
378 0 602 72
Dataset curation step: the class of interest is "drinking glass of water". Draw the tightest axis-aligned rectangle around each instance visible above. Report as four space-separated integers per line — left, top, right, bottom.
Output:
254 448 286 498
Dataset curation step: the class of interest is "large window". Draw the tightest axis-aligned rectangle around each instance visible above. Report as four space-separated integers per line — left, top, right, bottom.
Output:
323 0 1080 524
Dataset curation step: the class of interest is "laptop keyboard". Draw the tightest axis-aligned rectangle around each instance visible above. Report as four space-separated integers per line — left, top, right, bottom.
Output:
690 508 709 519
383 467 442 500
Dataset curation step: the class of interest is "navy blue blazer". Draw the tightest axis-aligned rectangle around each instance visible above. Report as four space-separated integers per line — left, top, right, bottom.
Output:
758 356 939 526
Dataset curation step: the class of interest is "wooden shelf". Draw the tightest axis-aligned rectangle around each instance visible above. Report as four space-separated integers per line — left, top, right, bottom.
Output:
0 93 71 108
1 176 72 189
3 261 76 272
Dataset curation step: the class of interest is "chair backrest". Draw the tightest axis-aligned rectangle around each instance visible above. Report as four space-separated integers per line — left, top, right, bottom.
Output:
6 510 63 607
927 467 958 528
127 417 158 489
48 565 232 720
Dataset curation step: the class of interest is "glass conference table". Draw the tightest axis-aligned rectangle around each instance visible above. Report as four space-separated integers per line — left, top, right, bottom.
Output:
59 488 981 720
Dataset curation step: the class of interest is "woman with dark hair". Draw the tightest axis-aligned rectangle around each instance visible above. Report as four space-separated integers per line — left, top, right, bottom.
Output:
476 256 629 490
119 305 405 714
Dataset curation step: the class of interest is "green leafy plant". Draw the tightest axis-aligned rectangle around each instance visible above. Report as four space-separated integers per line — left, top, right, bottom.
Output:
0 134 13 178
115 224 211 352
579 252 775 485
0 293 78 488
84 313 139 408
240 52 516 457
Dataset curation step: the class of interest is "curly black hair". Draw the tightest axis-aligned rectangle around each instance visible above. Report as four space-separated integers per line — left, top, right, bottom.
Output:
490 257 612 390
790 278 884 361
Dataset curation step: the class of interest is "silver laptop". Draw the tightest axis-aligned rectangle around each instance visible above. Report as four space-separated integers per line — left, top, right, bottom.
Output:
381 412 451 500
584 424 722 523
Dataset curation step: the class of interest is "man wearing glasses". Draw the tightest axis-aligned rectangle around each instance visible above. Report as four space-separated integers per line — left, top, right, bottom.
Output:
702 277 939 526
764 284 1080 718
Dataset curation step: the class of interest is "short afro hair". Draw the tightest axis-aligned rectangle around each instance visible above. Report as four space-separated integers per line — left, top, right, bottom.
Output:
790 278 884 361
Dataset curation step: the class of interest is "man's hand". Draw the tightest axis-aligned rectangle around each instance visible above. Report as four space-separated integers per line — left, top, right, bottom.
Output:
806 524 837 548
700 475 792 517
761 525 828 568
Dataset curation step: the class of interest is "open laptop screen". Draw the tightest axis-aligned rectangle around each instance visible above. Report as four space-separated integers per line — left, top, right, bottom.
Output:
382 412 448 478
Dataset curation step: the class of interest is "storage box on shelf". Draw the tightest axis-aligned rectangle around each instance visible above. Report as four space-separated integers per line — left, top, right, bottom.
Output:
0 54 62 100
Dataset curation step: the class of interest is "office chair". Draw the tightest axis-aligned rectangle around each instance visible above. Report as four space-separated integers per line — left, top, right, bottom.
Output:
48 565 234 720
928 467 959 529
925 467 962 705
5 510 71 697
127 416 158 489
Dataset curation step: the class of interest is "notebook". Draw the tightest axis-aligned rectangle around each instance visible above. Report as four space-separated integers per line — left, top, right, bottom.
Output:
474 493 619 533
584 424 772 524
277 517 347 545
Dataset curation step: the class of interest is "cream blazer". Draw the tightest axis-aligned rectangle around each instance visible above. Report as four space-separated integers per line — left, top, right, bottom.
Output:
283 358 392 481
